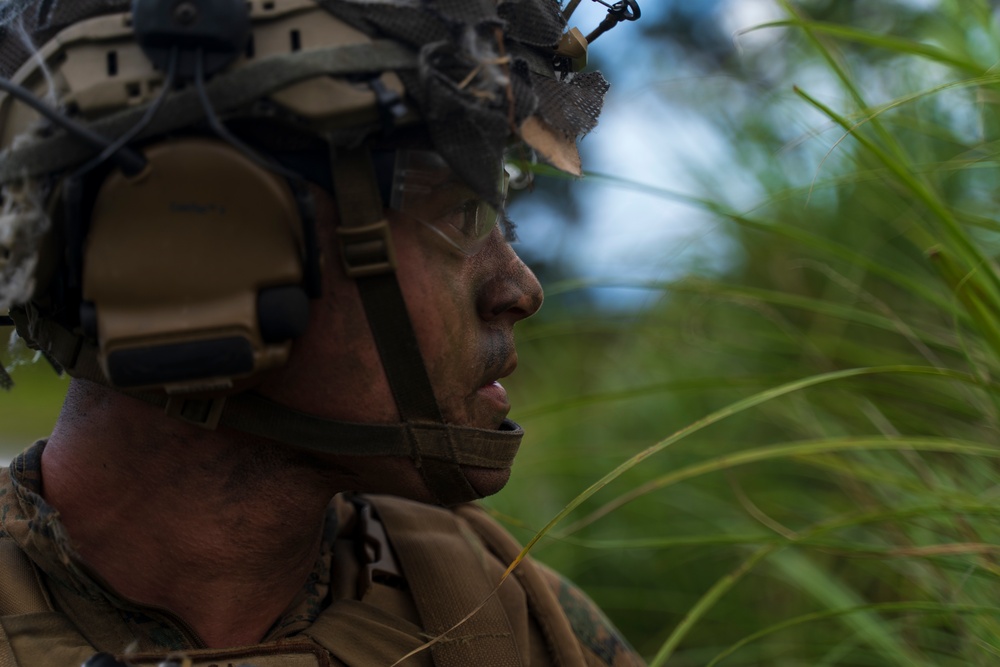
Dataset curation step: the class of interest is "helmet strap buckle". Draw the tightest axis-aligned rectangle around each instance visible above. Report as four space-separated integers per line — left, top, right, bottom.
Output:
336 220 397 279
165 394 227 429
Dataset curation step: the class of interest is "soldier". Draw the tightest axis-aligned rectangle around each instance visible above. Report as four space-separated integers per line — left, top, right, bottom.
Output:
0 0 644 665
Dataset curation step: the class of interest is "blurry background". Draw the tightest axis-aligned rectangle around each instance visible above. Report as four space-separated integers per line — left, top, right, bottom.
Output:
6 0 1000 664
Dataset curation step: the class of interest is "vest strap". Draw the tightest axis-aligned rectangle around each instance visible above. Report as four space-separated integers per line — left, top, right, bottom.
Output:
368 495 525 667
455 504 588 667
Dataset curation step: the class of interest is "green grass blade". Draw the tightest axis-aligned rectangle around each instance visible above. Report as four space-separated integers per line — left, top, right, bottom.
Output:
510 366 984 556
560 436 1000 536
707 602 1000 666
742 19 982 74
649 545 778 667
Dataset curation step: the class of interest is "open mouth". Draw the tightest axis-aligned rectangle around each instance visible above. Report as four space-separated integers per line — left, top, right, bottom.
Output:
472 352 517 425
476 380 510 415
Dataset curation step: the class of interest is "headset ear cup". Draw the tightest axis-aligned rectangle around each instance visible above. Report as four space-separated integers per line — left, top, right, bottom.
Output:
82 138 310 392
258 285 309 343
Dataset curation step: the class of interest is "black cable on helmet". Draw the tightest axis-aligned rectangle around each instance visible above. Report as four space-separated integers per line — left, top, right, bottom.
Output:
0 78 146 176
193 48 302 184
73 47 180 178
193 47 322 297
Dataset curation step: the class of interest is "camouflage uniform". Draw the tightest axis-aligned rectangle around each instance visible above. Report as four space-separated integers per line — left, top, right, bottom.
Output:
0 442 645 666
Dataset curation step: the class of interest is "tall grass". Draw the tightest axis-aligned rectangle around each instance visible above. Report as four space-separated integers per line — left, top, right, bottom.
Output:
493 1 1000 664
5 1 1000 664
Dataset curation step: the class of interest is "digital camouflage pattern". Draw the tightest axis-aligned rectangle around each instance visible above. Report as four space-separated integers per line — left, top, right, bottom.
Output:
0 442 644 665
546 568 645 667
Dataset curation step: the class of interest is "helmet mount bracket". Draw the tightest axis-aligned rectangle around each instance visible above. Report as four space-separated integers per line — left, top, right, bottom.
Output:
132 0 251 80
561 0 641 46
585 1 641 44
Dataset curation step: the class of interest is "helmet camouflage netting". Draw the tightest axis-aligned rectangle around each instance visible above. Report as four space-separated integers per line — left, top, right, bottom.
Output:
0 0 609 206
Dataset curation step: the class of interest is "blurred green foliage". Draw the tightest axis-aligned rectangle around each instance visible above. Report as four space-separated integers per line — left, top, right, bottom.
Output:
0 347 65 457
490 0 1000 664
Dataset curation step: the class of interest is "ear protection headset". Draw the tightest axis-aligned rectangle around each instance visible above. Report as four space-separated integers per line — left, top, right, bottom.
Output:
45 0 322 395
79 137 313 392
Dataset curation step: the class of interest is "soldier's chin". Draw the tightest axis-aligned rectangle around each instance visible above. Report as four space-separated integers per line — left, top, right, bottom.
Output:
463 465 512 499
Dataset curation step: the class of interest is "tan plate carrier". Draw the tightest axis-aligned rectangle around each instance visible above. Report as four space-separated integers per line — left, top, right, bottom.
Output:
0 495 589 667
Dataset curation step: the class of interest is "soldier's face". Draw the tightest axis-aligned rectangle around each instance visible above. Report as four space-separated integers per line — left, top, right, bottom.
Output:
259 178 542 497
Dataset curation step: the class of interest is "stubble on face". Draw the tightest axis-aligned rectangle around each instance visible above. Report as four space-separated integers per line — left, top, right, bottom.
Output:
394 222 525 431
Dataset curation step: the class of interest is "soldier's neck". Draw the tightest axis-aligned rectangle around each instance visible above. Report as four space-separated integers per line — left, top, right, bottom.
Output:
40 380 345 648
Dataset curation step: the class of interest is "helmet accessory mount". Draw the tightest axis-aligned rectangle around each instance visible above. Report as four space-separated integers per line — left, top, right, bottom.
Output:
556 0 641 70
132 0 251 82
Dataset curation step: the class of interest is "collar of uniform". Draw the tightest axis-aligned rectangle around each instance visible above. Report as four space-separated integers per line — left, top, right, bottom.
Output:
1 441 95 600
0 441 340 651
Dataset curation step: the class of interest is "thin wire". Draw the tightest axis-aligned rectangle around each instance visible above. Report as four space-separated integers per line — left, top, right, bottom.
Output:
193 48 302 183
193 47 322 297
74 47 180 177
0 77 146 174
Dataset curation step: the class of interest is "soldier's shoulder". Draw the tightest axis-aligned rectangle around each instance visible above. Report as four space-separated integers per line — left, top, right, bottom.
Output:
535 561 646 667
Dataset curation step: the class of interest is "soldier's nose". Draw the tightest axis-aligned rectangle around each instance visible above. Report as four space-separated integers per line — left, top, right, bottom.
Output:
478 243 543 323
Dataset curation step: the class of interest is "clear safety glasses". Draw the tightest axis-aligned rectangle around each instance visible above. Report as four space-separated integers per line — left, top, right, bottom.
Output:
389 150 509 257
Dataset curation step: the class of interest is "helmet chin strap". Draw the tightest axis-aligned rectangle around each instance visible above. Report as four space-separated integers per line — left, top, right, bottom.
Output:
321 144 515 506
10 305 524 506
186 391 525 507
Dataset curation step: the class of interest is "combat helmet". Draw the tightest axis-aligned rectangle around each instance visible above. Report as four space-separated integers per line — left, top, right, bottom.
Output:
0 0 639 504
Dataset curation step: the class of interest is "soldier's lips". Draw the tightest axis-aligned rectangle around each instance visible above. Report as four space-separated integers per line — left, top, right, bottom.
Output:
474 354 516 424
476 380 510 416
